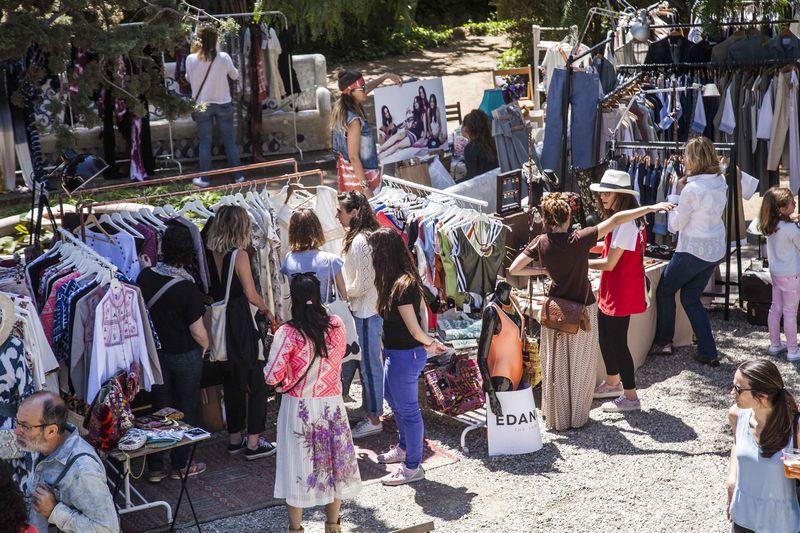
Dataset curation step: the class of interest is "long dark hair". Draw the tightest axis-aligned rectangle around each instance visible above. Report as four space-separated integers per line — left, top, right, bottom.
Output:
462 109 497 163
429 94 439 123
339 190 380 253
738 359 799 458
287 274 337 359
0 459 28 533
332 69 366 133
197 24 218 62
369 228 424 317
418 86 429 109
381 105 393 128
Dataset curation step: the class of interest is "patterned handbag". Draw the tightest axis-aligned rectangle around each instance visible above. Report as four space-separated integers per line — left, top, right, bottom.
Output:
423 353 484 416
84 363 140 451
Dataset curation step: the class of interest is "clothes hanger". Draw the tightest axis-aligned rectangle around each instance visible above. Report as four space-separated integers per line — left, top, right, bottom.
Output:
109 213 144 238
83 213 117 242
138 208 167 230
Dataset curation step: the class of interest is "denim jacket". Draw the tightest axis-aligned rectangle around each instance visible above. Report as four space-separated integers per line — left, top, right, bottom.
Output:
332 110 379 170
28 425 119 533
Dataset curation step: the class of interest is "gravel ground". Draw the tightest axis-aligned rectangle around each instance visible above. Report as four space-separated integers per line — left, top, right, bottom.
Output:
182 303 799 533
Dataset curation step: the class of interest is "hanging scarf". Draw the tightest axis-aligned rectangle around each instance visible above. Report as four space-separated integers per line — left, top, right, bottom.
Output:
152 263 194 283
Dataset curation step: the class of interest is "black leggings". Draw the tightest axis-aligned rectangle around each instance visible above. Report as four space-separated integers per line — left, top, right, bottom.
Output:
731 524 756 533
222 361 268 435
597 310 635 390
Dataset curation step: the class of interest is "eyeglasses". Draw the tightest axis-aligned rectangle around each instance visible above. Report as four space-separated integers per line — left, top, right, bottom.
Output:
16 421 53 431
732 384 753 395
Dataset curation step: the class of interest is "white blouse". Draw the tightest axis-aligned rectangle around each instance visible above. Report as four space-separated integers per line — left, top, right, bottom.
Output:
667 173 728 263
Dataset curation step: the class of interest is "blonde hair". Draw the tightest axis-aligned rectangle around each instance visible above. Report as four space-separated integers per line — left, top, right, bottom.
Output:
288 208 325 251
540 193 572 229
759 187 795 236
684 137 721 176
206 205 252 252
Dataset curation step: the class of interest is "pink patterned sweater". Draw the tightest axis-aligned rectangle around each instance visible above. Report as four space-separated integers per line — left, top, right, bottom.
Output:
264 315 346 398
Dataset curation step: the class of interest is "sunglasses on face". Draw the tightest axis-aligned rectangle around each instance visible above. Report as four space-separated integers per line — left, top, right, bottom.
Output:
732 384 753 395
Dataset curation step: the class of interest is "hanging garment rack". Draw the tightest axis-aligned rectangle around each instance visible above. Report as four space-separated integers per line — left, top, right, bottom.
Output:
78 168 323 213
606 140 741 320
382 176 489 210
643 18 798 31
599 72 645 105
617 57 800 71
196 10 302 159
608 83 703 138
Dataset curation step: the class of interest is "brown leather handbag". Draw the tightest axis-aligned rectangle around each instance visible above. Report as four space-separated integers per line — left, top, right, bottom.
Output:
535 239 591 335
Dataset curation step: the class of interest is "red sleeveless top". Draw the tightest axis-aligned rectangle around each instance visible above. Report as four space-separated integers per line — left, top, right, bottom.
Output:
598 225 647 317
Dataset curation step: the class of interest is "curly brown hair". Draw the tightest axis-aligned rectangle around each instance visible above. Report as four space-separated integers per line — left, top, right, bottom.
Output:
462 109 497 164
540 192 572 229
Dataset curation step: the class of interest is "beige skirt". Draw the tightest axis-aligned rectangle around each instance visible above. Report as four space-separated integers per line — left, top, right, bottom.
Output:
540 303 598 431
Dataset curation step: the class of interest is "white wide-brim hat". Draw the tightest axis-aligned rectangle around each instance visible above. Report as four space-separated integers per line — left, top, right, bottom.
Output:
589 169 639 198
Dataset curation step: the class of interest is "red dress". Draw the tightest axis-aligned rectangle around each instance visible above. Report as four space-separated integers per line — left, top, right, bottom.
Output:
597 226 647 317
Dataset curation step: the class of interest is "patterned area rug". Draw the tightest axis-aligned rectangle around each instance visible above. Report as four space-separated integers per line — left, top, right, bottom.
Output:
119 420 459 532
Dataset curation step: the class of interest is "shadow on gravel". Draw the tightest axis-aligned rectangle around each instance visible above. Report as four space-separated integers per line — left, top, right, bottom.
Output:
621 408 697 443
478 441 562 476
344 502 395 533
549 418 725 459
411 479 477 521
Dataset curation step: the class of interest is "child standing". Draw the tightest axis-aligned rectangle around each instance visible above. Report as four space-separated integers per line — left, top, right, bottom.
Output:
759 187 800 360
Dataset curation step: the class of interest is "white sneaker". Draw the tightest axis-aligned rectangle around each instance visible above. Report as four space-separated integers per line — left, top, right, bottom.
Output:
192 177 210 187
377 445 406 464
787 349 800 361
768 343 788 356
351 419 383 439
381 464 425 486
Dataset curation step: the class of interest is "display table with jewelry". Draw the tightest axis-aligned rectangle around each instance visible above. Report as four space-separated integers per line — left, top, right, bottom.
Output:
105 409 211 532
515 258 694 383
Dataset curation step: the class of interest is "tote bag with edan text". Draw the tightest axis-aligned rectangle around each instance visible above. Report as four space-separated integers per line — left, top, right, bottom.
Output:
486 383 543 456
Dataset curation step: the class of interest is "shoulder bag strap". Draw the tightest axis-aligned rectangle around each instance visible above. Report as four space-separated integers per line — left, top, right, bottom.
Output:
147 277 184 309
194 56 216 102
53 452 100 486
222 249 238 304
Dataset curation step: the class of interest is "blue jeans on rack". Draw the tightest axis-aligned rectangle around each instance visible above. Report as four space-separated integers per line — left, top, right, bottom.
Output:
356 315 384 417
196 102 243 181
654 252 718 360
541 68 600 178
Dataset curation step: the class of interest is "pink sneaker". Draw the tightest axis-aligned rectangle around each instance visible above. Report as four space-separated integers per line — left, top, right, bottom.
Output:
601 395 641 413
377 445 406 464
593 381 623 399
381 464 425 486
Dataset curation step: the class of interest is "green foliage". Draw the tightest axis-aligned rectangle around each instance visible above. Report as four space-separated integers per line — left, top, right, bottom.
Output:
462 18 511 36
497 47 524 68
326 25 456 63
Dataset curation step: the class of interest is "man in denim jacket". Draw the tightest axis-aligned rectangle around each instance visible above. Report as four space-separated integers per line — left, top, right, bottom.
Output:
15 391 119 533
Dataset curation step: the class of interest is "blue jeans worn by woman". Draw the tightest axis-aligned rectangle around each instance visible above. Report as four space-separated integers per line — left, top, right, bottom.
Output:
147 347 204 471
356 315 384 417
654 251 718 360
196 102 243 180
383 346 427 470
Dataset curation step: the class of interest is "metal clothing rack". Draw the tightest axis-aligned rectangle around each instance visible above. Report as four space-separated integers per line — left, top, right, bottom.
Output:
607 140 741 320
617 58 800 71
56 226 119 273
57 158 299 219
382 175 489 210
196 10 303 159
78 168 323 213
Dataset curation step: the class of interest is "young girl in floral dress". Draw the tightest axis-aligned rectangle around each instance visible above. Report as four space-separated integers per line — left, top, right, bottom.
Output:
265 273 361 533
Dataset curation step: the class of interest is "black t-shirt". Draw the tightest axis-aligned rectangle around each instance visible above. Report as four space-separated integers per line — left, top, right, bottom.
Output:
383 283 423 350
137 268 206 354
463 140 498 180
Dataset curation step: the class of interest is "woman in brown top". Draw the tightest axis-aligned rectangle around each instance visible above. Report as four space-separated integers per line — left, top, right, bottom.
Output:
509 192 673 430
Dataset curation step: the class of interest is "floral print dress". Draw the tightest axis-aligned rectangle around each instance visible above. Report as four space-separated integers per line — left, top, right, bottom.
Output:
264 315 361 507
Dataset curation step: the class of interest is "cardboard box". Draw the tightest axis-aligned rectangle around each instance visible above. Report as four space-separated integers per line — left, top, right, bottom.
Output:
200 385 225 432
396 158 432 187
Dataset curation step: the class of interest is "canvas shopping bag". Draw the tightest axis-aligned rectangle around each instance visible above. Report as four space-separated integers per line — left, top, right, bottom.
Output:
486 383 543 456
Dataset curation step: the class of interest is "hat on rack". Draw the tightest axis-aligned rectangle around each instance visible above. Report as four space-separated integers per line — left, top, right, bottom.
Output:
589 169 638 198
